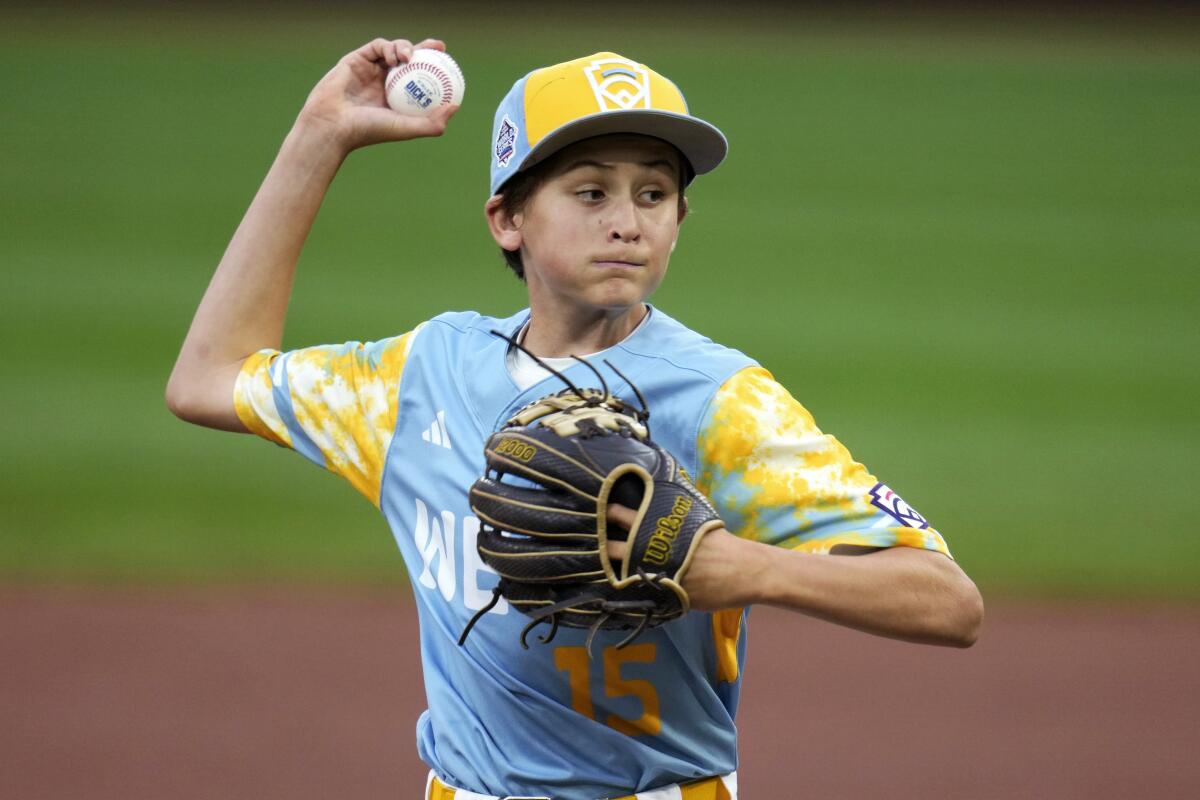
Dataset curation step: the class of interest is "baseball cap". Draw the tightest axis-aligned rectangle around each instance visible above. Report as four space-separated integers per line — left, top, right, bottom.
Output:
489 52 728 195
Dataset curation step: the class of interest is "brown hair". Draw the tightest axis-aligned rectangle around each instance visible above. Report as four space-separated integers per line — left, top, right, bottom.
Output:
494 157 555 281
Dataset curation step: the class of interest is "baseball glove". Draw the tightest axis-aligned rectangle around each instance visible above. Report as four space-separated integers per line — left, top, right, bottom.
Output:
460 354 725 653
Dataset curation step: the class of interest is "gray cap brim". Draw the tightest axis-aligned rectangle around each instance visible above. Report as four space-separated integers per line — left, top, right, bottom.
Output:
518 109 728 185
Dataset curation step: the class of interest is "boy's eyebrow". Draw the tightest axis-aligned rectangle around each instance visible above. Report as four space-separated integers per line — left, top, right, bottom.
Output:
560 158 679 176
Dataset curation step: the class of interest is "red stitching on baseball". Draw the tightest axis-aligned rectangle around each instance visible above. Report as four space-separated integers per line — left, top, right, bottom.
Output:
385 67 409 94
386 61 459 104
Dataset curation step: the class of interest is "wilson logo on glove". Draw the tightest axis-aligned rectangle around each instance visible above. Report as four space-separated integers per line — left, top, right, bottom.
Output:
645 496 693 566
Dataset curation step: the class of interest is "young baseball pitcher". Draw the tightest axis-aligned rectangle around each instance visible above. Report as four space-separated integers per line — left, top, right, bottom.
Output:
168 38 983 800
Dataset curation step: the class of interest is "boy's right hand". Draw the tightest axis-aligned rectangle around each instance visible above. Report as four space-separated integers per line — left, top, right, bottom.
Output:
297 38 459 153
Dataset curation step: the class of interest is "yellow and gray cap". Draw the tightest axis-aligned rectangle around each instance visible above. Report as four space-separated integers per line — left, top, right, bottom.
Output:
489 52 728 195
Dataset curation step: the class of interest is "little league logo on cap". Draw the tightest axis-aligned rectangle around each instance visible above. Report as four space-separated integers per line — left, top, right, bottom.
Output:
584 57 651 110
488 51 728 195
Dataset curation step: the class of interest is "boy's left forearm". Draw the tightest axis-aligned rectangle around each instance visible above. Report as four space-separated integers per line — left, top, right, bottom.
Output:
687 530 984 647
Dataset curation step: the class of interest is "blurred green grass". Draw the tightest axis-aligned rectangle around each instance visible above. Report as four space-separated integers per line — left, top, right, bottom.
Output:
2 5 1197 597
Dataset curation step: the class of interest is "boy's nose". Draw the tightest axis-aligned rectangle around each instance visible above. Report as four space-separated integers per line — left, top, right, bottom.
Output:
606 201 641 243
608 228 640 242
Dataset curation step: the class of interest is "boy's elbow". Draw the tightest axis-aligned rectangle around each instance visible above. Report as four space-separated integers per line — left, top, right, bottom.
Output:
165 370 197 422
165 366 225 427
946 573 985 648
164 361 247 433
915 552 984 648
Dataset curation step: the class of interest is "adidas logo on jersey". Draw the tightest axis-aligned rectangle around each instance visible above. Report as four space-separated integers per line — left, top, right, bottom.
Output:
422 411 452 449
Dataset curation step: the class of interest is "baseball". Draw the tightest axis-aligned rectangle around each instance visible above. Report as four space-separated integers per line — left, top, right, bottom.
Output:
385 49 465 116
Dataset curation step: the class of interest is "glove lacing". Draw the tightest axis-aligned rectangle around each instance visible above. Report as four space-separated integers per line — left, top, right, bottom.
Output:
459 568 672 656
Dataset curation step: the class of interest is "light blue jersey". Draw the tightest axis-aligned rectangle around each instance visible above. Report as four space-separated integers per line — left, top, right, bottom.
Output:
234 305 952 799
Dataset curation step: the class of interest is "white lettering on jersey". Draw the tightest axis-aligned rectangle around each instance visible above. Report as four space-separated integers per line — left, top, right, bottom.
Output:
413 498 507 615
414 498 456 601
462 516 508 614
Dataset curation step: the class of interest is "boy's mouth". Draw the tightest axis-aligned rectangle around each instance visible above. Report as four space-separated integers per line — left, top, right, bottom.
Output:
593 257 645 268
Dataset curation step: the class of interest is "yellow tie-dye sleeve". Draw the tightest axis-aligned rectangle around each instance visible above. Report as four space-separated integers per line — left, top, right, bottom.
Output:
696 367 951 557
233 329 420 507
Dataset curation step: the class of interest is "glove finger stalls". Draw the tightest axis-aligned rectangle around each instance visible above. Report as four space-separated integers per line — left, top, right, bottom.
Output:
484 429 606 499
502 583 626 630
476 528 604 582
500 582 612 642
507 582 684 631
469 479 596 538
501 581 601 617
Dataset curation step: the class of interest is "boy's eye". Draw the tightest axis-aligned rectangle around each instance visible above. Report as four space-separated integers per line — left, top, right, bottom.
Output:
576 189 604 202
641 189 666 203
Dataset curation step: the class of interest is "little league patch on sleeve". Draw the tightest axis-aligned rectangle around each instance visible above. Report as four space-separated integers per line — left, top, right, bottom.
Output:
868 483 931 529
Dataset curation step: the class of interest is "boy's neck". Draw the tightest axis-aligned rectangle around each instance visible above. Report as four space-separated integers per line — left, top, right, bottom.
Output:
521 303 649 358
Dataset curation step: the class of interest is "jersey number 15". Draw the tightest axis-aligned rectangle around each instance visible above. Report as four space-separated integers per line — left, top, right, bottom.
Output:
554 644 661 737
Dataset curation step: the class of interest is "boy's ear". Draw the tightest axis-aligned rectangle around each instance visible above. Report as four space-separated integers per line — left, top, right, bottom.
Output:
671 195 687 250
485 195 523 252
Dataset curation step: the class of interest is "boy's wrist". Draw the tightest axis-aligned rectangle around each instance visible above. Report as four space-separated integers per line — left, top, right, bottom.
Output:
738 536 778 606
287 112 354 166
694 529 776 608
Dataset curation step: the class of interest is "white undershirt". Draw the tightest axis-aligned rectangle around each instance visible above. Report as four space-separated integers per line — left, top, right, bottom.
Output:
505 310 650 391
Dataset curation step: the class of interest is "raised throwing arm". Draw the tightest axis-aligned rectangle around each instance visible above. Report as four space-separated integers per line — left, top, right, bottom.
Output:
166 37 458 431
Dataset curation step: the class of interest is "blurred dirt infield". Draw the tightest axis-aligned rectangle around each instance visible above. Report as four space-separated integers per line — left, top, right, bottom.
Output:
4 589 1197 799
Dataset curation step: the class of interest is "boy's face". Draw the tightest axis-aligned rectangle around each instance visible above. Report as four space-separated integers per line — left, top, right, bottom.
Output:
500 135 686 314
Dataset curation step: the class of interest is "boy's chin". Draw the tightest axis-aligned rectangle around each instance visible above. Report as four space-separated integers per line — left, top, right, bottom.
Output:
584 285 653 312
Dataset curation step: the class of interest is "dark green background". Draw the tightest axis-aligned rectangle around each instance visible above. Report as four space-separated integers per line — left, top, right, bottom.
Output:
3 5 1197 597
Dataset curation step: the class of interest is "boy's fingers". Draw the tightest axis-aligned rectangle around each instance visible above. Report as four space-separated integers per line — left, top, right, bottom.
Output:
606 503 637 531
398 104 458 140
607 538 629 561
605 503 640 560
350 38 420 68
382 41 400 68
606 501 635 564
353 37 390 63
604 503 633 561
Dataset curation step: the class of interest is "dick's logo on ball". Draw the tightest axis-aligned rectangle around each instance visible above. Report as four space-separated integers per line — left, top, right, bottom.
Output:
404 79 434 109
